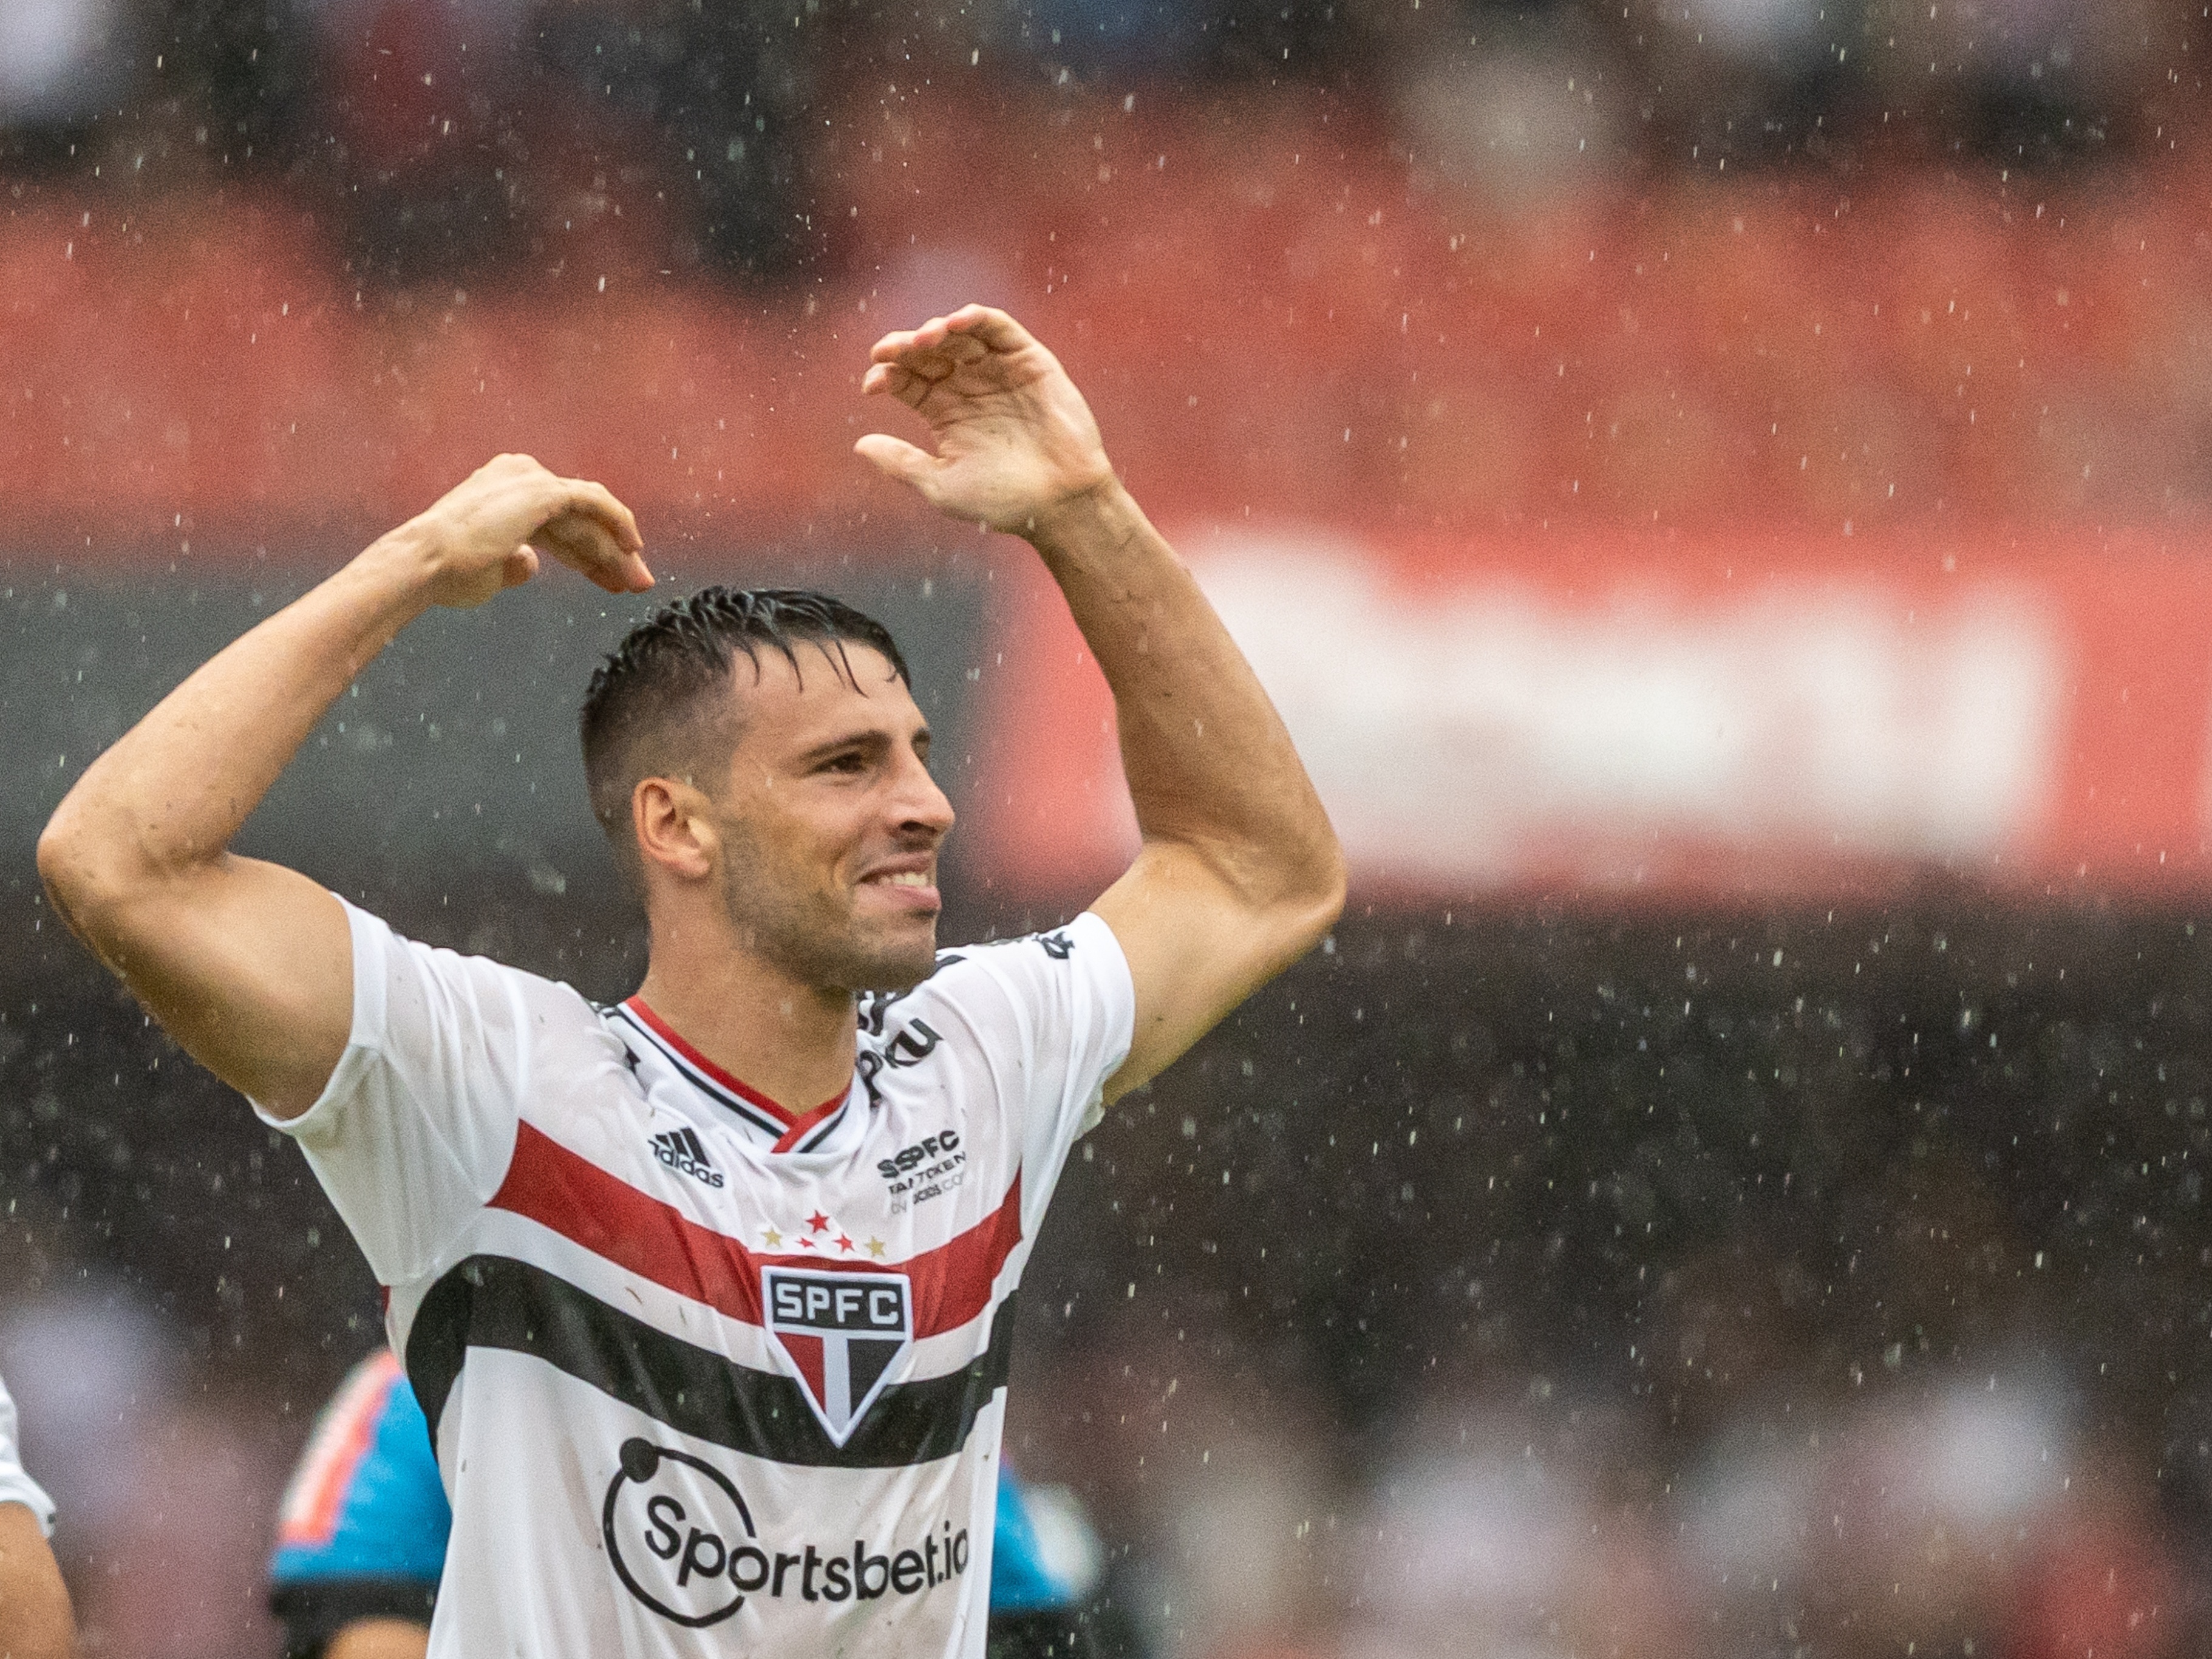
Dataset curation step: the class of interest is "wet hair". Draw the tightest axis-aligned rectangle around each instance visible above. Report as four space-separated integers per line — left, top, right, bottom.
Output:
579 587 911 885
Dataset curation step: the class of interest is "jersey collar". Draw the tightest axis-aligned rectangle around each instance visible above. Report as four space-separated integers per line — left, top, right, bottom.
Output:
609 997 853 1154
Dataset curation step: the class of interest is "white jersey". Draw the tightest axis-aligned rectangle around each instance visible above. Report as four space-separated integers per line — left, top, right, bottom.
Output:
262 901 1132 1659
0 1371 56 1537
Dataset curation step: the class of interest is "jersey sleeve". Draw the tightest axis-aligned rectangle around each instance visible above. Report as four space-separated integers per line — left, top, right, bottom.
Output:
254 900 533 1286
0 1373 56 1538
269 1348 449 1657
928 911 1134 1236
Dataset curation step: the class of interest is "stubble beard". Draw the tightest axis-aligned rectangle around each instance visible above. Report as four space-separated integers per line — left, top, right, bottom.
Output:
715 820 939 995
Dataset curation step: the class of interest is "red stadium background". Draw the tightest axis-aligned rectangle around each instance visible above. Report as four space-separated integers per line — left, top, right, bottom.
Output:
9 93 2212 902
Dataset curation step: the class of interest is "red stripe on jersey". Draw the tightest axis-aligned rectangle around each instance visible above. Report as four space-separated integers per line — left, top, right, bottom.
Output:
771 1091 849 1154
278 1349 402 1548
489 1120 1024 1340
621 998 845 1129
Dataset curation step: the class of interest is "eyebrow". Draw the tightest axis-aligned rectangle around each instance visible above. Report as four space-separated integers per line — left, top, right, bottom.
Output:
794 724 931 766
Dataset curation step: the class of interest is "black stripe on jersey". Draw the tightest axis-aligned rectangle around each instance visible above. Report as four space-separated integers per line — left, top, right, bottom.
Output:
796 1110 846 1153
607 1006 787 1140
404 1255 1015 1470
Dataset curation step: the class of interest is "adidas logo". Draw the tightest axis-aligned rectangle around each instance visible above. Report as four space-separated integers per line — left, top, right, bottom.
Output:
651 1127 726 1189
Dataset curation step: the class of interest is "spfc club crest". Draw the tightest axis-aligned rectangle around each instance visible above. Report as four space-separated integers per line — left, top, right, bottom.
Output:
761 1266 914 1445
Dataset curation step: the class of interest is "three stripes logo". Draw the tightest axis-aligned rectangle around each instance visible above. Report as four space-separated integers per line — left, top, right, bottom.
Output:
651 1126 726 1189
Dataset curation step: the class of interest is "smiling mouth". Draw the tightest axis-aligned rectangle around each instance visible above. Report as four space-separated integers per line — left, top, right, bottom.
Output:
865 871 935 889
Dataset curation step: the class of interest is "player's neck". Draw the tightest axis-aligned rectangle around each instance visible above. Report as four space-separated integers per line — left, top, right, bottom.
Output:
631 935 857 1119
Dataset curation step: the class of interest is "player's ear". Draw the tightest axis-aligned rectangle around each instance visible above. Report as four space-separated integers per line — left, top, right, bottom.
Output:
632 777 719 882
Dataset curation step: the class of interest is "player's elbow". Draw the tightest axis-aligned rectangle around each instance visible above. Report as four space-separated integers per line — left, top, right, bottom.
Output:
36 805 99 926
1236 821 1346 967
36 797 158 942
1281 826 1347 950
1253 777 1346 955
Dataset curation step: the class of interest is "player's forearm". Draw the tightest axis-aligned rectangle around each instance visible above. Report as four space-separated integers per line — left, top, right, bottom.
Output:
1026 480 1344 916
38 533 440 919
0 1507 73 1659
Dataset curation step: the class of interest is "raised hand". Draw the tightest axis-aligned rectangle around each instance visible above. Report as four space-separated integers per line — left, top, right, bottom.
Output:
37 454 653 1122
854 306 1115 533
394 454 653 609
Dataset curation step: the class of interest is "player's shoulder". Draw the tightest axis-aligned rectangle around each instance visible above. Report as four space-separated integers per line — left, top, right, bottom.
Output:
854 916 1124 1077
865 919 1094 1021
930 914 1112 982
349 898 607 1032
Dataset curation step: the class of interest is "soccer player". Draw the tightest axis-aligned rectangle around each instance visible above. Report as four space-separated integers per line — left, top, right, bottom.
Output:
268 1346 1117 1659
37 304 1344 1658
0 1370 72 1659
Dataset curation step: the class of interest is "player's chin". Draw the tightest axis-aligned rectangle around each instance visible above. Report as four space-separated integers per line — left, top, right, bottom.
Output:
846 919 943 992
851 879 942 937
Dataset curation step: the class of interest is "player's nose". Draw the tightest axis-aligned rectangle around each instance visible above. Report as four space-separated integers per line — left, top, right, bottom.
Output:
889 750 956 840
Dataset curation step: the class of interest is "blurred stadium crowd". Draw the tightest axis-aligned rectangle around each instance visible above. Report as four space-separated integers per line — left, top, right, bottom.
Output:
5 0 2212 1656
0 0 2202 290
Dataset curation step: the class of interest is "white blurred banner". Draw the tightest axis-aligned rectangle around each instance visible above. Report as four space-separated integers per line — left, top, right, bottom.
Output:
970 525 2212 899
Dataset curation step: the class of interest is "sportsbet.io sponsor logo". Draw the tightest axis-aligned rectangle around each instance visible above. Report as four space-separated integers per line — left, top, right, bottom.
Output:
602 1440 757 1628
602 1439 972 1627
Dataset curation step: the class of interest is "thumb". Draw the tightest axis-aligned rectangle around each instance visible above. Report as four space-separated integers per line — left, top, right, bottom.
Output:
854 434 943 502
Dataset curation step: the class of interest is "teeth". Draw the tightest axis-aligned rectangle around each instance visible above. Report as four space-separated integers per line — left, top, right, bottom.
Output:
883 871 930 888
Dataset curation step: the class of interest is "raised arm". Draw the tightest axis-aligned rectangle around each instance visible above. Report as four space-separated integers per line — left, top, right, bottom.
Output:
856 306 1344 1099
36 456 650 1119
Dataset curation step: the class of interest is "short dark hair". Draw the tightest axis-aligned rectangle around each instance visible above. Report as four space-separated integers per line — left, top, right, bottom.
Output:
579 587 911 882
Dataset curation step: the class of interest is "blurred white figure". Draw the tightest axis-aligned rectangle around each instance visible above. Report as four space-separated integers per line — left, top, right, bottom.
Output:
92 1404 287 1659
1678 1431 1815 1588
1915 1386 2065 1528
1676 1381 2076 1654
1839 1384 2075 1650
1679 0 1828 67
0 1290 171 1542
0 1290 282 1659
1397 44 1624 205
1343 1443 1590 1659
1154 1442 1322 1658
1015 1482 1108 1604
0 0 131 125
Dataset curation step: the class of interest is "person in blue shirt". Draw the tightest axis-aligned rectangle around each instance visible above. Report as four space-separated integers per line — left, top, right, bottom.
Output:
271 1348 1123 1659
